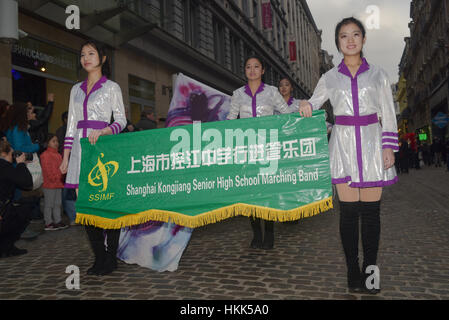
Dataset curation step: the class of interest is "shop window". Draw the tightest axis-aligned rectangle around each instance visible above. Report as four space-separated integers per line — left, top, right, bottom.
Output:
128 75 155 124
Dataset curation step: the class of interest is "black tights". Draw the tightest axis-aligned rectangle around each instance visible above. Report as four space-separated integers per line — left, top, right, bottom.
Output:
85 225 120 255
339 201 381 285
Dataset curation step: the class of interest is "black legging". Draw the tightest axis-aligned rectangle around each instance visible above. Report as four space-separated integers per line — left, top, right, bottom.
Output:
339 200 381 284
85 225 120 256
0 201 33 253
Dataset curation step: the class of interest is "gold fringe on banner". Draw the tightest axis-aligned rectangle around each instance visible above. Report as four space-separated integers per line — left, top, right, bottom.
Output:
75 197 333 229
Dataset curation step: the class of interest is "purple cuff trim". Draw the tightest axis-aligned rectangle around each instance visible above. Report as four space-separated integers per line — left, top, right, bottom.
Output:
382 138 398 144
332 176 398 187
65 137 74 141
383 145 399 151
64 183 79 189
335 113 378 126
64 146 73 150
109 122 121 135
382 132 398 137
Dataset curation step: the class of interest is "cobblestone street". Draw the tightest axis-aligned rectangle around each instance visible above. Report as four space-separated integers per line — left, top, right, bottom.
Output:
1 167 448 301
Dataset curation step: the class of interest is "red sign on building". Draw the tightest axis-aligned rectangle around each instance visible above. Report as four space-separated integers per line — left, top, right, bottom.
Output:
289 41 297 61
262 1 272 30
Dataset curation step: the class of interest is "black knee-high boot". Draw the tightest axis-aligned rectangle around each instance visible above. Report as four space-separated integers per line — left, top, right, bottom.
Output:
360 200 381 294
85 226 106 275
98 228 120 276
250 217 263 249
262 220 274 250
339 201 362 292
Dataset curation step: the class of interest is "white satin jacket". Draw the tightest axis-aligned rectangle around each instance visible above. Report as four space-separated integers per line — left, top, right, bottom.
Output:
64 76 126 188
308 58 398 187
227 83 290 119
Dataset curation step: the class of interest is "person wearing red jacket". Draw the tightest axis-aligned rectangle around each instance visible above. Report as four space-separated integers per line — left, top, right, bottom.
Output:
40 134 67 231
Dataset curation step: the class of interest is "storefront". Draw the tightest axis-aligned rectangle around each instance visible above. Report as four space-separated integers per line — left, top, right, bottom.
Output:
429 78 449 141
415 125 431 144
11 35 80 134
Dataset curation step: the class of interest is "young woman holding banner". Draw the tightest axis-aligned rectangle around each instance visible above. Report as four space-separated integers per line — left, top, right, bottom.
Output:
299 17 398 294
59 40 127 276
279 78 333 134
227 56 294 250
278 77 300 114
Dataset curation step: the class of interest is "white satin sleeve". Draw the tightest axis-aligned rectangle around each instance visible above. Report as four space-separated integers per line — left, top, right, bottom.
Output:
307 75 329 110
379 70 399 150
227 89 241 120
64 86 79 150
108 82 127 134
272 88 290 114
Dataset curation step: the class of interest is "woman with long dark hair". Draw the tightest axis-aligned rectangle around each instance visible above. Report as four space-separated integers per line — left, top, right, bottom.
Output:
227 56 293 250
5 102 40 154
59 40 127 276
299 17 398 294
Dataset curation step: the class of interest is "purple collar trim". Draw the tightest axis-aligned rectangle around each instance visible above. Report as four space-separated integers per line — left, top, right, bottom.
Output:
244 82 265 97
244 82 265 117
287 96 294 106
80 75 108 95
81 75 108 138
338 58 370 79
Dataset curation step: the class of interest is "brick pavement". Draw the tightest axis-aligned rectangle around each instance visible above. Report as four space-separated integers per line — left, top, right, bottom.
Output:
1 166 448 300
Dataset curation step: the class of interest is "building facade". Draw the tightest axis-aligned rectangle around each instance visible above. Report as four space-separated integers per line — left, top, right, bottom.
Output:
401 0 449 142
282 0 323 98
396 73 409 137
397 38 410 138
1 0 324 131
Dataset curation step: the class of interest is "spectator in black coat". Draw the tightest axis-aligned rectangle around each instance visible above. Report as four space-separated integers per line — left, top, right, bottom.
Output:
55 111 68 154
0 139 34 258
135 107 157 131
27 93 54 149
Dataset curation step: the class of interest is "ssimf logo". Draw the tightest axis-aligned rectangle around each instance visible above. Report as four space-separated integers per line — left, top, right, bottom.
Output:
87 153 118 202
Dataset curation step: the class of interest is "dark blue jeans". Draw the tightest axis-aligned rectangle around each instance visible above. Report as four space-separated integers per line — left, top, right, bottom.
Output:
62 188 76 222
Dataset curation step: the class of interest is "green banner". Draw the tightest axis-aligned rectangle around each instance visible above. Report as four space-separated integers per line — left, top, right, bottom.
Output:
76 111 333 229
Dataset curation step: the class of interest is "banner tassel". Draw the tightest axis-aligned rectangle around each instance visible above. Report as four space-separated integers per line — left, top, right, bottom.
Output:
75 197 333 229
